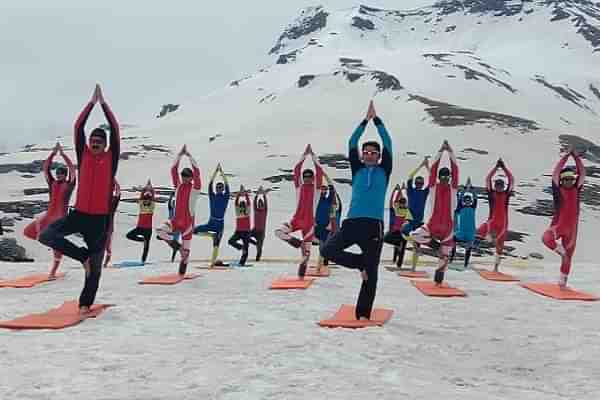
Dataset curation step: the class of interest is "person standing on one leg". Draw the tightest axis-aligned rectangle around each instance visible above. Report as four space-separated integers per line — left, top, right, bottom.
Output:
249 186 268 261
314 174 338 273
410 140 459 286
475 158 515 272
228 186 251 266
193 163 230 268
321 101 392 320
450 179 477 269
406 157 430 271
275 144 324 278
39 84 120 314
542 146 585 289
384 184 412 268
103 180 121 267
156 145 201 276
126 180 155 264
24 142 76 279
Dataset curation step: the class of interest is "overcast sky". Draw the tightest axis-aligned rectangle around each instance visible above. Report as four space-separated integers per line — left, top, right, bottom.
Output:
0 0 431 151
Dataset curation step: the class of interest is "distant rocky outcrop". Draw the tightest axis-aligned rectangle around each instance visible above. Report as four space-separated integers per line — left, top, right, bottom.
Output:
0 238 33 262
156 104 180 118
0 160 63 175
270 6 329 55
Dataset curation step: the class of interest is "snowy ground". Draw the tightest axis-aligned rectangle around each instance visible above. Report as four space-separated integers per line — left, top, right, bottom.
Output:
1 254 599 400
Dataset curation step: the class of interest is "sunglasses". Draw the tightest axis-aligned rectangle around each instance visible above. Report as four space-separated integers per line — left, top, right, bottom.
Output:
362 150 380 156
90 138 105 145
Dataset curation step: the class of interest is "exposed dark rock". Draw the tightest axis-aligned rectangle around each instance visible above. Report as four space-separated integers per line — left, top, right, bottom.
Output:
352 16 376 31
551 7 570 21
370 71 403 91
1 200 50 219
333 178 352 185
21 175 36 179
462 147 489 155
156 104 179 118
24 188 49 196
259 93 277 104
455 64 516 93
298 75 316 88
270 7 329 55
558 134 600 163
119 151 140 160
0 160 65 175
318 154 350 170
533 75 591 111
0 238 33 262
529 252 544 260
138 145 171 153
339 57 365 67
344 72 364 82
423 52 453 62
516 199 554 217
276 50 299 64
408 94 540 132
445 25 457 32
433 0 523 17
263 174 294 183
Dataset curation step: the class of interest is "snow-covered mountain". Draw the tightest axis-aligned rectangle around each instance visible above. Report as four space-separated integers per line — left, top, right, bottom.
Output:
2 0 600 263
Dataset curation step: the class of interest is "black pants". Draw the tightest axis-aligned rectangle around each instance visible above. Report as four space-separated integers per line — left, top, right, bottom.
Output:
384 230 407 267
229 231 250 265
321 218 384 319
450 240 473 268
126 227 152 262
248 229 265 261
40 210 108 308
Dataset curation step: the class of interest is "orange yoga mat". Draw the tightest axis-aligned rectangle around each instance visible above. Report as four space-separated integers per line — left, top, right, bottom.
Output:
0 273 66 288
398 271 429 279
520 283 599 301
306 266 330 277
0 301 113 330
269 277 315 290
139 273 201 285
412 280 467 297
319 304 393 328
478 270 519 282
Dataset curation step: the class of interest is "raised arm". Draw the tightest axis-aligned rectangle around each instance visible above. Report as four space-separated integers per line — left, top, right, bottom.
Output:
60 149 76 185
293 153 307 189
428 150 442 188
497 160 514 193
485 164 496 192
574 152 586 189
73 101 94 163
348 119 368 175
171 153 183 188
373 116 393 178
448 146 459 189
100 100 120 177
188 154 202 191
43 148 57 187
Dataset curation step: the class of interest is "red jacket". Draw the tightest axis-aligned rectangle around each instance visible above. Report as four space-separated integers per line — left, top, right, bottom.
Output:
252 194 268 232
73 101 120 215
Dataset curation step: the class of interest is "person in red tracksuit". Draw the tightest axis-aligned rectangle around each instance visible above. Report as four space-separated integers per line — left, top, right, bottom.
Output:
249 186 268 261
476 158 515 272
103 180 121 268
24 142 76 279
410 140 459 286
157 145 201 275
275 144 324 278
40 84 120 314
542 146 586 289
228 185 252 266
126 180 155 264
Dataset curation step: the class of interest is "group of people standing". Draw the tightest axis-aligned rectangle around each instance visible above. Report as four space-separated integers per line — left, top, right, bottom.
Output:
22 87 585 319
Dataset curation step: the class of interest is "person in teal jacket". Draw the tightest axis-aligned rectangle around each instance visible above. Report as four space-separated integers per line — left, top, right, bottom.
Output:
321 101 392 320
450 178 477 269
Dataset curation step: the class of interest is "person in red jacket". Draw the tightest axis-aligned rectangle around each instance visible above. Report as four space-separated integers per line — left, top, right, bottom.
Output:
228 185 251 266
156 145 201 275
24 142 76 279
126 180 155 264
249 186 268 261
410 140 459 286
40 84 120 314
542 146 586 288
476 158 515 272
103 180 121 268
275 144 323 278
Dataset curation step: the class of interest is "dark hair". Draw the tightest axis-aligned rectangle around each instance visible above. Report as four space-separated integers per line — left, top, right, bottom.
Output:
438 167 451 178
216 182 225 188
90 128 107 141
302 169 314 177
415 176 425 183
181 167 193 177
362 141 381 152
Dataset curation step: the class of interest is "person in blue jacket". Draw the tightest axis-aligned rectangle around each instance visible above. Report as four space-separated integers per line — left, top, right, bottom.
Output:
321 101 392 320
193 163 230 268
449 178 477 269
314 175 341 271
405 157 430 271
